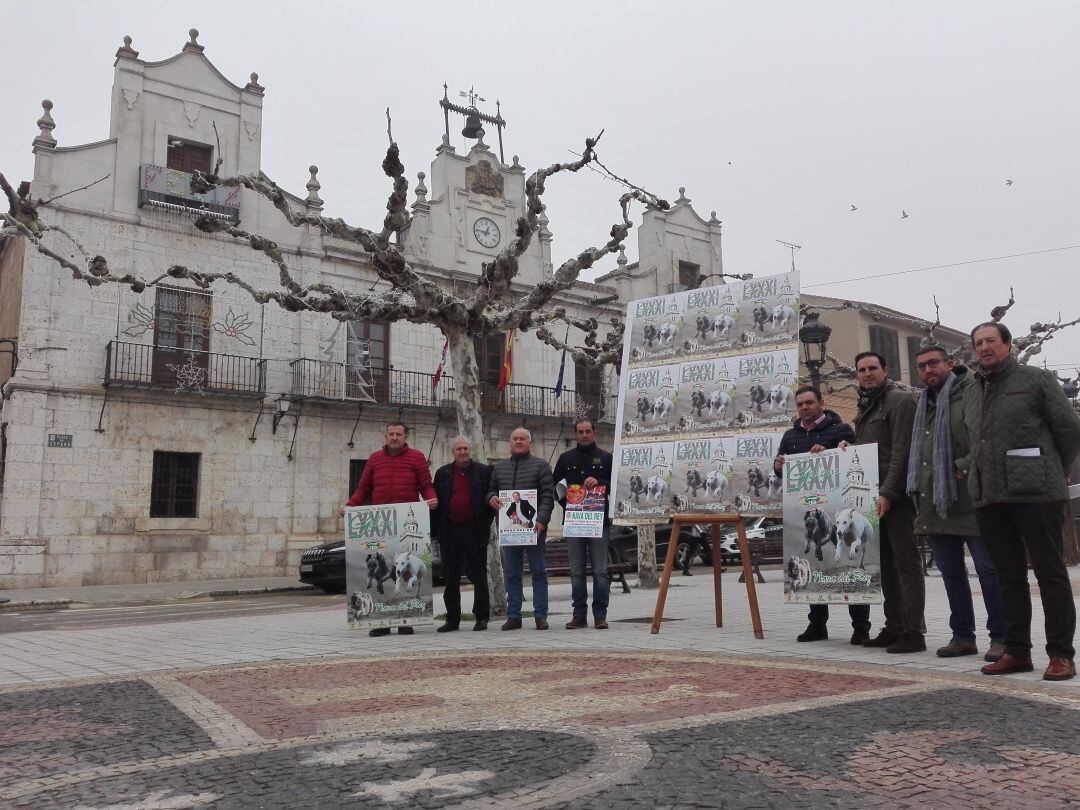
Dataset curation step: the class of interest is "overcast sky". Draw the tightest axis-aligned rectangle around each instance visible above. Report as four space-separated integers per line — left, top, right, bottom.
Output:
4 2 1078 370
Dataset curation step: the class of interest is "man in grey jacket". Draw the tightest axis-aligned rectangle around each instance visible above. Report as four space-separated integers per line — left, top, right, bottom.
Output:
488 427 556 630
906 345 1005 662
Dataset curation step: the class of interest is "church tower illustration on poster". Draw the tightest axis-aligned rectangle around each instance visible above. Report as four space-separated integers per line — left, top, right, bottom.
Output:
841 450 871 511
399 507 425 554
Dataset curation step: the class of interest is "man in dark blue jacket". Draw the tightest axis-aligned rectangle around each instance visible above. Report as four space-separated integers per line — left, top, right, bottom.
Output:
774 386 870 644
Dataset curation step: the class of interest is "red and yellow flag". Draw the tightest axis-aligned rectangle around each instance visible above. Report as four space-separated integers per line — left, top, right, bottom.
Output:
498 330 514 390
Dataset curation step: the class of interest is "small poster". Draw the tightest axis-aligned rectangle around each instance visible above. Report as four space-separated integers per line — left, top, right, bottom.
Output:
563 484 606 538
612 441 675 524
499 489 539 546
781 445 883 605
672 437 736 513
345 502 434 630
729 433 784 514
621 364 681 442
731 348 798 430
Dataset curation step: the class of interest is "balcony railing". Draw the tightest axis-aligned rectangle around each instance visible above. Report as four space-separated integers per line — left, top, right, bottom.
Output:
105 341 266 397
290 357 613 420
138 164 242 223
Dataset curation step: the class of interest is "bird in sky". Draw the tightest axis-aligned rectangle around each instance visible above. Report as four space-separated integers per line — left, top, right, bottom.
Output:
1005 179 1014 186
850 204 858 211
900 210 909 219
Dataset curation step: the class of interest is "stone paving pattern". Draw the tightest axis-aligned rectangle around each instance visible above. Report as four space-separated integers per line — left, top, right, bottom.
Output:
1 571 1078 807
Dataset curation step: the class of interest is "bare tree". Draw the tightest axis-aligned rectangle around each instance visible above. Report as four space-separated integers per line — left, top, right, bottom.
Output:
1 131 668 607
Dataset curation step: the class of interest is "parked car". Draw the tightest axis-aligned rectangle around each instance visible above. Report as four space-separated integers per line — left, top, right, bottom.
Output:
299 539 448 593
299 539 346 593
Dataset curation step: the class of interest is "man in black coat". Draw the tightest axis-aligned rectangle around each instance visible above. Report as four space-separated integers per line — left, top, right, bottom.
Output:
553 419 614 629
773 386 870 644
432 436 495 632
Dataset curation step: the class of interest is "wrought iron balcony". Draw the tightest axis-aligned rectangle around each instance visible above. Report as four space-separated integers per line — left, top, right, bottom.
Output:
105 341 266 397
138 164 241 223
289 357 612 420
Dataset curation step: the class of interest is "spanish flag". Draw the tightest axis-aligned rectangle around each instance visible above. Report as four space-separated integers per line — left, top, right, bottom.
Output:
497 330 514 391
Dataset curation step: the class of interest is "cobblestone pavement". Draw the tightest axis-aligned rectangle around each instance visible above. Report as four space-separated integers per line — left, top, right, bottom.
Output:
2 571 1078 807
2 649 1079 808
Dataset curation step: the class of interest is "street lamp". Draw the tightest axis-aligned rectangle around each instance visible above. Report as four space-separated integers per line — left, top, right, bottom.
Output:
271 396 292 434
799 311 831 390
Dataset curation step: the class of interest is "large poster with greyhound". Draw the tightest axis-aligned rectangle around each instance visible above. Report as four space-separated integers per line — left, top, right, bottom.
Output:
345 502 434 629
781 445 884 604
611 271 798 524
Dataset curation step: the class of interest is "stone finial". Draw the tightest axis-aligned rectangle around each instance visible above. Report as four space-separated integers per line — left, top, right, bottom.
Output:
33 99 57 150
436 132 456 155
538 211 552 239
245 72 265 95
183 28 205 53
305 165 323 209
414 171 428 205
116 34 140 60
676 186 690 205
708 210 721 225
473 129 488 150
511 154 522 170
616 245 628 271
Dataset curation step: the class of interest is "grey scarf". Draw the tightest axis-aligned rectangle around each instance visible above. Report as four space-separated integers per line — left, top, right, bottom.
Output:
906 371 958 517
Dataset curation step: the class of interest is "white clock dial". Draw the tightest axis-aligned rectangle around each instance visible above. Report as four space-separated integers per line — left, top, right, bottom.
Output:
472 216 501 248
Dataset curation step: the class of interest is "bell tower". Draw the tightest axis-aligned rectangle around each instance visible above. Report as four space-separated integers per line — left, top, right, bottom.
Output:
400 86 548 284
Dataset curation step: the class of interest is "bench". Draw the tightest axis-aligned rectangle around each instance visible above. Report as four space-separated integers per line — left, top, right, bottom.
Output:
524 539 633 594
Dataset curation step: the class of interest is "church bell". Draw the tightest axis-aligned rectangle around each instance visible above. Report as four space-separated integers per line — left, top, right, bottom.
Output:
461 111 484 139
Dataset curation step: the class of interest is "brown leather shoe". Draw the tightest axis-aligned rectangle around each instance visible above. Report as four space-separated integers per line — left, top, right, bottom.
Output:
1043 657 1077 681
862 629 899 648
936 638 978 658
565 616 588 629
594 618 609 630
981 652 1033 676
534 617 549 630
501 618 522 631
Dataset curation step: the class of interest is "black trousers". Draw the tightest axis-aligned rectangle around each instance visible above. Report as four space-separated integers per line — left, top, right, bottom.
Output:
442 523 490 623
808 603 871 632
879 497 925 638
975 501 1076 660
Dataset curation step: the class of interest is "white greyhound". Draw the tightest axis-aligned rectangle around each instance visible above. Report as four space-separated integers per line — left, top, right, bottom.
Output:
833 508 873 567
771 304 795 331
768 384 792 412
393 551 427 595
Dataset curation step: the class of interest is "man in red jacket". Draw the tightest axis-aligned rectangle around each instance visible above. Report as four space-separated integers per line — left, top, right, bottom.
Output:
341 421 438 637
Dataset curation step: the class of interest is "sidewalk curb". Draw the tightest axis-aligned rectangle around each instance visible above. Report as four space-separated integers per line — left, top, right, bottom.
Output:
0 599 74 612
179 584 317 600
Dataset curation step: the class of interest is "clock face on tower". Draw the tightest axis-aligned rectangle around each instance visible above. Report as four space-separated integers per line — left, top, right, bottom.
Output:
472 216 501 248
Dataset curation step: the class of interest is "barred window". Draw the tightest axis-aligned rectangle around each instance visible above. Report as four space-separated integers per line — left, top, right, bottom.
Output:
150 451 200 518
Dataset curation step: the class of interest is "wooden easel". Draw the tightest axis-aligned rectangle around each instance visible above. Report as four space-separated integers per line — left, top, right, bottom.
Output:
650 513 764 638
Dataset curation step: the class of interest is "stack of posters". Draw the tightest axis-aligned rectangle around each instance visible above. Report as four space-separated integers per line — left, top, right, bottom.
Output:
345 502 434 629
781 446 883 604
611 272 799 524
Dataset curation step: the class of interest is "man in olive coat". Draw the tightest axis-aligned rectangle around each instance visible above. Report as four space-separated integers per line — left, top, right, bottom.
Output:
964 322 1080 681
905 345 1005 661
848 351 924 653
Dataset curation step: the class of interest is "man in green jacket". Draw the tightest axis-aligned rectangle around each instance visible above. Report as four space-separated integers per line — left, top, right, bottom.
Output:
849 351 924 653
965 322 1080 681
905 345 1005 662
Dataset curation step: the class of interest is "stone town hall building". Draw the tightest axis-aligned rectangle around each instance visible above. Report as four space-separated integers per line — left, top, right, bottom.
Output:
0 31 725 586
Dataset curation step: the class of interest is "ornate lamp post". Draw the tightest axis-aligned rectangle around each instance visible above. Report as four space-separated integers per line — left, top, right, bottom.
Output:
799 311 831 390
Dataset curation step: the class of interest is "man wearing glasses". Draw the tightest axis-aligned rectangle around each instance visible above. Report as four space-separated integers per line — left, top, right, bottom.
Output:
906 345 1005 662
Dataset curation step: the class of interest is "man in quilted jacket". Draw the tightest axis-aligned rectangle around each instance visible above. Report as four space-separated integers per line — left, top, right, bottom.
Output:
342 421 437 638
964 322 1080 681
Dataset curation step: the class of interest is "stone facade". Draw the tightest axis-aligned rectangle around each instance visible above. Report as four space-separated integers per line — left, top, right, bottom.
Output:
0 32 723 587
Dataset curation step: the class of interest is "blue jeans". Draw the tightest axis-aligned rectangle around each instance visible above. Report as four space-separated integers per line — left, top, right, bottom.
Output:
567 527 610 620
502 538 548 620
927 533 1005 643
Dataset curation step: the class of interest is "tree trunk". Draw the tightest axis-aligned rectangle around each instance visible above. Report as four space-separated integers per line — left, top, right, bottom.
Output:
636 524 660 589
446 327 508 616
